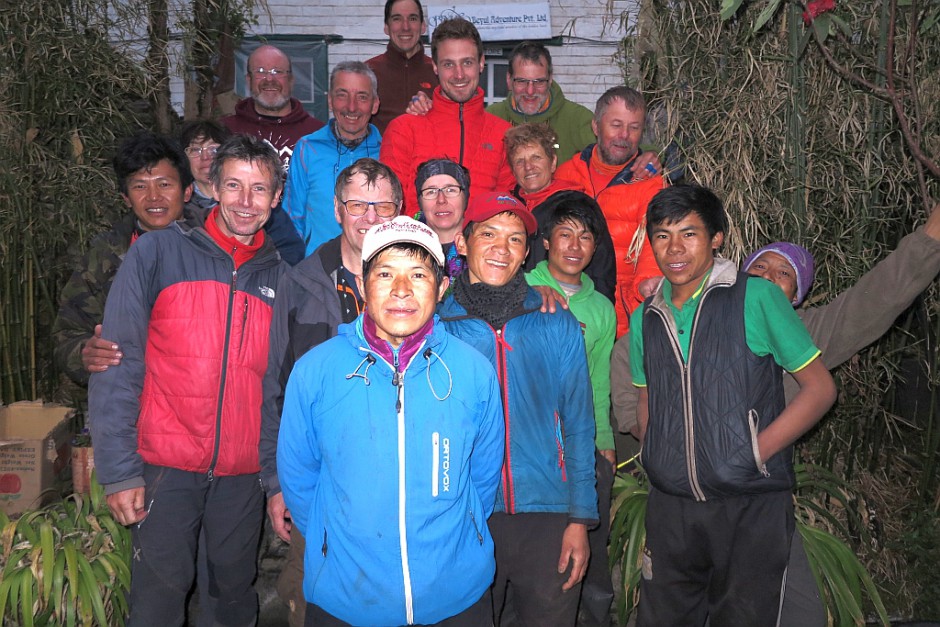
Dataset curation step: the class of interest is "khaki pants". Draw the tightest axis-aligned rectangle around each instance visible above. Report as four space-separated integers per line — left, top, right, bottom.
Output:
277 525 307 627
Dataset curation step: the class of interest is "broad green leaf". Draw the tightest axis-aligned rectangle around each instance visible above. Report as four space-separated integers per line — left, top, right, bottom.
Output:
39 521 54 602
720 0 746 21
753 0 783 33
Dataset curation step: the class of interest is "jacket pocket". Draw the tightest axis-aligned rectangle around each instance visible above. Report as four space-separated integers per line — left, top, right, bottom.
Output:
748 409 770 478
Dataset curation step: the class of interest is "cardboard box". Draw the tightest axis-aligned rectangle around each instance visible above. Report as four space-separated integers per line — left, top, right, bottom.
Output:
0 401 74 516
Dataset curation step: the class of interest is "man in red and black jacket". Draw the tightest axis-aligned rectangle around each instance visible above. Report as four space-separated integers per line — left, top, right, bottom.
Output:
89 134 289 627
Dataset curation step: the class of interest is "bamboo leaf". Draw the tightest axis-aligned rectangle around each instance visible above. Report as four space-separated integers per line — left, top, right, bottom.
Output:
51 549 66 621
20 568 35 627
0 565 21 622
752 0 783 33
78 555 109 625
720 0 746 21
39 521 54 603
63 539 80 601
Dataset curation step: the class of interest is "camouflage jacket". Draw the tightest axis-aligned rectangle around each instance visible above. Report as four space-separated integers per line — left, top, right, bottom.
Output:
52 213 139 386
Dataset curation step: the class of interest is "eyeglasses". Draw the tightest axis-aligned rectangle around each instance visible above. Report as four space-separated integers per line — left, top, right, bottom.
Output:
339 199 400 218
184 145 220 158
511 78 550 90
249 67 291 78
419 185 464 200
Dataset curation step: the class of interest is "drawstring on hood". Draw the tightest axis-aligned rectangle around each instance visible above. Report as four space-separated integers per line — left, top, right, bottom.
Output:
346 353 377 386
422 347 453 401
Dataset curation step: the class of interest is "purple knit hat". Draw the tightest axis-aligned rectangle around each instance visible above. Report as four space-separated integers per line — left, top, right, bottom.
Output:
742 242 815 306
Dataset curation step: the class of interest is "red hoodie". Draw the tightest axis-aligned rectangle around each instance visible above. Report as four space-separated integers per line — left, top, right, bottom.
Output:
220 97 324 173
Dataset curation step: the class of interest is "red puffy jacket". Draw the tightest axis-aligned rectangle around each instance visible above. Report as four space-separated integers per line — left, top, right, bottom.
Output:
89 222 286 488
381 87 514 216
556 146 664 337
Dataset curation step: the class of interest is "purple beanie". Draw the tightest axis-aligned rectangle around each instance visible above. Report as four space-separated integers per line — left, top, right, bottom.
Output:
742 242 815 306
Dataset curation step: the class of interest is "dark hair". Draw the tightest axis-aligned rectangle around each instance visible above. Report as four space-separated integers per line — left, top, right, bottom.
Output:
646 184 728 240
208 134 283 193
361 242 445 287
508 41 552 76
113 131 193 195
180 119 231 150
384 0 425 24
431 17 483 62
504 122 557 163
541 192 607 242
594 85 646 122
334 157 404 206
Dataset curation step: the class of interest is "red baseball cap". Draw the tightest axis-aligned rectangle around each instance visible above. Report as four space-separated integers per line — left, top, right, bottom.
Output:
462 192 538 235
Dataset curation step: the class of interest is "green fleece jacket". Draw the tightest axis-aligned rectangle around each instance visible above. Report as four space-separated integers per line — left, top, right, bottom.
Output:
487 81 596 165
526 261 616 450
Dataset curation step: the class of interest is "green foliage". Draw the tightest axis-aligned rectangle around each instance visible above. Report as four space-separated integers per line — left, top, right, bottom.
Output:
608 465 890 624
0 475 131 625
608 470 648 625
621 0 939 613
0 0 152 405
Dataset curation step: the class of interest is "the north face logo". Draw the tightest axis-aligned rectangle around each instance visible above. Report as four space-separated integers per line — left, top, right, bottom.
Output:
259 286 275 299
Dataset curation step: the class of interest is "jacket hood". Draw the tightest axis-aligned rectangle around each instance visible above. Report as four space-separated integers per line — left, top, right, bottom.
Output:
495 81 569 125
233 96 311 126
649 257 738 311
528 260 597 303
172 218 282 268
338 314 454 399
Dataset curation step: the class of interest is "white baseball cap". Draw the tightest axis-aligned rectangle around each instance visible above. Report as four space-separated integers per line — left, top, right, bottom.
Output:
361 216 446 267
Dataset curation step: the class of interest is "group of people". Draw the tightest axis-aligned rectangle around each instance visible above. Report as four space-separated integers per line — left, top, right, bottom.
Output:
50 1 940 626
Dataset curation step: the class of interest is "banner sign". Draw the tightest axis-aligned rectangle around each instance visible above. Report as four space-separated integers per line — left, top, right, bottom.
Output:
427 3 553 41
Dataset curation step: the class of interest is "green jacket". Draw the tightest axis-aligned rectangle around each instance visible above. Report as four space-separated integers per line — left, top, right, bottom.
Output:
487 81 596 165
526 261 616 450
53 213 139 387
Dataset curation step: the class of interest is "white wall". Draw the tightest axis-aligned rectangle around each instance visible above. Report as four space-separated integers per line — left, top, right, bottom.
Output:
245 0 637 111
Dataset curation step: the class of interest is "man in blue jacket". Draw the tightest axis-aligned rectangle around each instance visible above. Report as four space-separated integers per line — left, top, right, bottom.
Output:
440 192 598 626
278 217 505 626
283 61 383 255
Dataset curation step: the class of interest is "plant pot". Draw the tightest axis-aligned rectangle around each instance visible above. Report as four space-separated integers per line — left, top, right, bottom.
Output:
71 445 95 494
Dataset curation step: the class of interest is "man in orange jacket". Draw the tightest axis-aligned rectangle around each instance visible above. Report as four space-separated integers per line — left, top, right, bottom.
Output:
556 86 665 337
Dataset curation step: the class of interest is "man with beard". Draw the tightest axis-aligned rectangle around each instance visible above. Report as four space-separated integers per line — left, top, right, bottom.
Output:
222 44 324 172
283 62 383 255
556 86 665 337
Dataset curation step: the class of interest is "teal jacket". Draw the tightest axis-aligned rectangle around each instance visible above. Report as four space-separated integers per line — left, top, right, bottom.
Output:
282 123 382 255
526 261 616 450
487 81 596 165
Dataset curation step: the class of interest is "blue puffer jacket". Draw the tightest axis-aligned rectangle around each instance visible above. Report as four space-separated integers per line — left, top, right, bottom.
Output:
438 287 599 524
282 122 382 255
278 316 504 626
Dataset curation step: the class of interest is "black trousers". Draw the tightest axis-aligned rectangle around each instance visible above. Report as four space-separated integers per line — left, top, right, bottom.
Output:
127 465 264 627
637 488 793 627
304 590 493 627
490 512 581 627
578 450 615 626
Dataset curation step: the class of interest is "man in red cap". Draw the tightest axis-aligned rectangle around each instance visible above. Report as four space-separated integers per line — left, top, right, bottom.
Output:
439 191 598 627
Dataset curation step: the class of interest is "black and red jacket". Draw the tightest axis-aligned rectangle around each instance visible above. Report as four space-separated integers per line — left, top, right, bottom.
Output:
89 221 287 494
